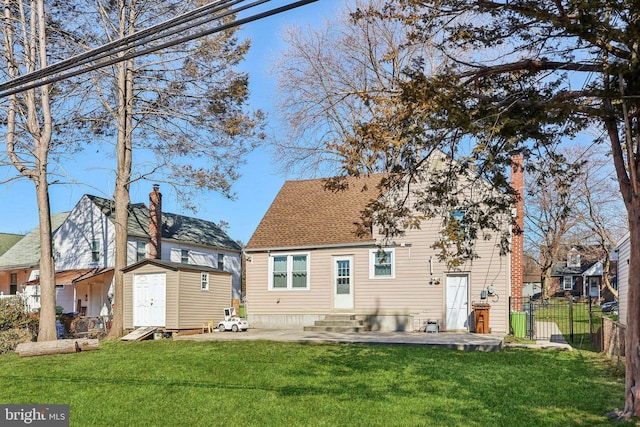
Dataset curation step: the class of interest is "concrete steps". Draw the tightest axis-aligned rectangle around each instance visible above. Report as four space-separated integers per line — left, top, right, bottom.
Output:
303 314 369 333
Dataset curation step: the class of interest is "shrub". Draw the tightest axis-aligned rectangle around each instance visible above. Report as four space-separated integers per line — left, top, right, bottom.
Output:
0 328 32 354
0 297 38 344
0 297 32 330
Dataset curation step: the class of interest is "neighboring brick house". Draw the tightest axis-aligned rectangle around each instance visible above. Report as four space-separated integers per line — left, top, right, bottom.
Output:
245 153 522 333
549 245 615 300
523 254 542 298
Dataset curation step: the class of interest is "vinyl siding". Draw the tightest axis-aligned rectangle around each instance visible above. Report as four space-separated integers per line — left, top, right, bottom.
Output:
617 233 630 326
176 270 231 329
246 221 510 332
245 160 512 332
123 263 231 330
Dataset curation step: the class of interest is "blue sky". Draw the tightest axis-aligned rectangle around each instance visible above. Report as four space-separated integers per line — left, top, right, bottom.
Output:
0 0 340 244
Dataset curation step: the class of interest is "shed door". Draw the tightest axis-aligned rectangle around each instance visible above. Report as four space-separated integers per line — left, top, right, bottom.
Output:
133 273 166 327
446 274 469 331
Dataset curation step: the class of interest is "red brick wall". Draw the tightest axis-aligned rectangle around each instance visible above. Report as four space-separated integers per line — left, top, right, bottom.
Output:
149 185 162 259
511 156 524 305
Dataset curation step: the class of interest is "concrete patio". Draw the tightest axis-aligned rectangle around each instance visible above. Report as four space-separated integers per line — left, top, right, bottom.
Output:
174 328 508 352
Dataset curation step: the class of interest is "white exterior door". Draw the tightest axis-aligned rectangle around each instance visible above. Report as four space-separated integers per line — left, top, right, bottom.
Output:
133 273 166 327
333 256 354 310
446 274 469 330
588 277 600 298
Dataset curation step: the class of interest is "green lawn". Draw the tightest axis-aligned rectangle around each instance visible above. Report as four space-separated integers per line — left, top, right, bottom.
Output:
0 340 630 426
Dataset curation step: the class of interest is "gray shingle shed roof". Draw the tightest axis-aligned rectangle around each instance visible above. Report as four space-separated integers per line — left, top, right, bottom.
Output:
87 195 241 252
0 212 70 269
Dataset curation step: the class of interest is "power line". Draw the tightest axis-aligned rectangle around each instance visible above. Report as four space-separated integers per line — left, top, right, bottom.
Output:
0 0 242 92
0 0 317 98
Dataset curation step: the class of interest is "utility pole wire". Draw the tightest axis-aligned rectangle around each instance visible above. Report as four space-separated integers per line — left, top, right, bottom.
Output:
0 0 317 98
0 0 241 92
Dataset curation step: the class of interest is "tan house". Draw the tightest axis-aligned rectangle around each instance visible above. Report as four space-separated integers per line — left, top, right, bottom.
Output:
122 258 232 331
245 158 521 333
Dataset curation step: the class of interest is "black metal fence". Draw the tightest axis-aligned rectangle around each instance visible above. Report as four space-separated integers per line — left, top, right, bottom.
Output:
509 296 596 344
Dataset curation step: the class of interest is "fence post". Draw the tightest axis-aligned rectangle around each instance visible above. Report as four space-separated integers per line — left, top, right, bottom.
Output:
588 296 593 336
569 296 574 343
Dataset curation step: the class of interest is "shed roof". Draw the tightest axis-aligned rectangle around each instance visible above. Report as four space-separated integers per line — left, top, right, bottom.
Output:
121 258 231 274
246 174 384 250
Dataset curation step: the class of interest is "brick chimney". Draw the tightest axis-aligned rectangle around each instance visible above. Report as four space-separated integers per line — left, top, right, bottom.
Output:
511 155 524 308
149 184 162 259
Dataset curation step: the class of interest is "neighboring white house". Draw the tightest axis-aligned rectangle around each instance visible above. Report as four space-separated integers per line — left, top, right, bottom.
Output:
14 186 242 317
615 231 630 325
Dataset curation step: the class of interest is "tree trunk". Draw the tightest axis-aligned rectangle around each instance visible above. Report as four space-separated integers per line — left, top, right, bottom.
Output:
35 176 56 342
541 265 552 300
107 0 135 339
624 203 640 417
16 338 99 357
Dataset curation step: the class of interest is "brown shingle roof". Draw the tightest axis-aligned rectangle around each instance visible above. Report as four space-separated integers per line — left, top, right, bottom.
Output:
246 175 385 249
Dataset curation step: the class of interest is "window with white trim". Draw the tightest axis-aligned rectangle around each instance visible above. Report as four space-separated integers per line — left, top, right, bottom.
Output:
369 248 395 279
217 253 224 270
567 249 580 267
91 239 100 263
269 253 309 289
201 273 209 291
562 276 573 291
443 209 469 242
136 241 146 262
181 249 190 264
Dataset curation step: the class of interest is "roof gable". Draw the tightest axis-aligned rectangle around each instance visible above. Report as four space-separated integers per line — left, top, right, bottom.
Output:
246 174 384 250
121 258 231 274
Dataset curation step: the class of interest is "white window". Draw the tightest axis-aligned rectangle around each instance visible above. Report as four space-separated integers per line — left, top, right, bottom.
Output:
269 253 309 290
443 209 469 241
91 239 100 263
567 249 580 267
562 276 573 291
181 249 190 264
201 273 209 291
369 248 395 279
217 253 224 270
136 241 146 262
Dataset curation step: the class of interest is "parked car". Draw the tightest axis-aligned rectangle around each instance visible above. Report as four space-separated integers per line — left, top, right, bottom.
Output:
601 301 618 314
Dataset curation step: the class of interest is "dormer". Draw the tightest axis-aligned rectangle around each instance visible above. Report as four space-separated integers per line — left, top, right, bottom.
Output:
567 247 580 268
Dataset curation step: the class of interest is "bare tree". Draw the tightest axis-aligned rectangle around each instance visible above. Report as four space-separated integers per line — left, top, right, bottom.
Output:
569 144 627 299
272 0 518 266
524 155 582 300
0 0 56 341
51 0 264 338
272 0 436 176
525 143 625 300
